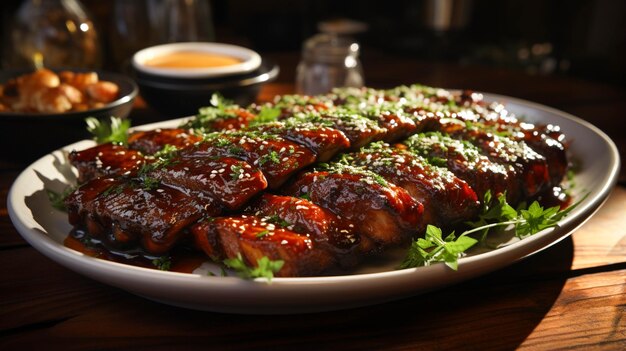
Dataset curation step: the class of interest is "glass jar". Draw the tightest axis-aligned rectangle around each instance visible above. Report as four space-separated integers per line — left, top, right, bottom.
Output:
296 34 364 95
3 0 101 69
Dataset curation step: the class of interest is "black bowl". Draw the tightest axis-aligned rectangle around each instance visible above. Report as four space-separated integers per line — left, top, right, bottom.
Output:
133 58 279 118
0 69 138 163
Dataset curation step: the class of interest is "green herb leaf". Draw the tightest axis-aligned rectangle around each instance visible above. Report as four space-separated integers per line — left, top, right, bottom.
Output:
45 186 76 211
85 116 131 145
466 190 517 240
249 106 281 126
515 201 565 238
400 225 478 270
223 254 284 282
142 176 160 190
139 144 180 177
256 230 270 238
210 92 233 109
152 256 171 271
402 192 585 271
181 93 238 131
258 150 281 166
230 164 244 181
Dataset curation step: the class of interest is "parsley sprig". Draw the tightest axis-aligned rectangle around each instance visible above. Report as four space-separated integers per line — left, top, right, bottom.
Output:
401 191 584 270
182 93 238 131
249 105 281 127
85 116 131 145
400 225 477 270
223 254 284 282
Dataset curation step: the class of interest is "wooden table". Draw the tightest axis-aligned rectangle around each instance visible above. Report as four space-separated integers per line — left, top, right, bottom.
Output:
1 53 625 350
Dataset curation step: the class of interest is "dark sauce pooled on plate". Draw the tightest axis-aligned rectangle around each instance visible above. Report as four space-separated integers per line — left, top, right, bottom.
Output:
65 229 206 273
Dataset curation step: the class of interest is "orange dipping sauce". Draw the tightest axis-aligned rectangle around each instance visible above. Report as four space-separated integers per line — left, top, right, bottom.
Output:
144 51 242 69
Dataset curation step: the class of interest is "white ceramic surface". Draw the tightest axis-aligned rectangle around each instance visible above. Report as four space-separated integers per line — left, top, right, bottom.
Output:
7 94 620 314
132 42 262 78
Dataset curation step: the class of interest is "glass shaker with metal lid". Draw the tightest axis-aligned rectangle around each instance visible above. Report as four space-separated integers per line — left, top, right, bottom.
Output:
295 33 364 95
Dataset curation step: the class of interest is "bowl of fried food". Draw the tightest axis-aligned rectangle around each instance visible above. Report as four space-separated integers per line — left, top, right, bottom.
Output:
0 68 138 162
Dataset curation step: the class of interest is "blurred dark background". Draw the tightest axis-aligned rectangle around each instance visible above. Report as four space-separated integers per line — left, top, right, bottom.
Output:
1 0 625 88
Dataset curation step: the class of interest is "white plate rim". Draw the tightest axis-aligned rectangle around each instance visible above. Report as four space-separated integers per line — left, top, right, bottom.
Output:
7 93 620 314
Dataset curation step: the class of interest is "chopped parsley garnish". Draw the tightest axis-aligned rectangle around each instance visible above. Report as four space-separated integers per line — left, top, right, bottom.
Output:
428 156 448 167
265 214 291 228
230 164 244 181
152 256 171 271
142 176 160 190
213 136 233 147
255 230 270 238
102 183 126 197
139 144 180 176
152 144 178 159
258 150 281 166
317 162 389 187
223 254 284 282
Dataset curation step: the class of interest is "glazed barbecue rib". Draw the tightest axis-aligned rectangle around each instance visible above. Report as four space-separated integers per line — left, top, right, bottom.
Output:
343 141 480 227
403 132 518 203
65 84 570 277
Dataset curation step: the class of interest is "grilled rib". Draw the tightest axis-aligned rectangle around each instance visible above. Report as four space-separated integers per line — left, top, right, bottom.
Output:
127 128 202 154
249 121 350 162
146 155 268 210
282 164 425 247
191 215 335 277
66 177 213 254
191 194 362 277
179 131 317 188
69 143 145 183
345 141 480 226
403 132 519 203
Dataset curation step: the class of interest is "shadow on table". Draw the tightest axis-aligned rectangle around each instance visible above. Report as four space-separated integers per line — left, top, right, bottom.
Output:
6 237 571 350
0 235 573 351
208 239 574 350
